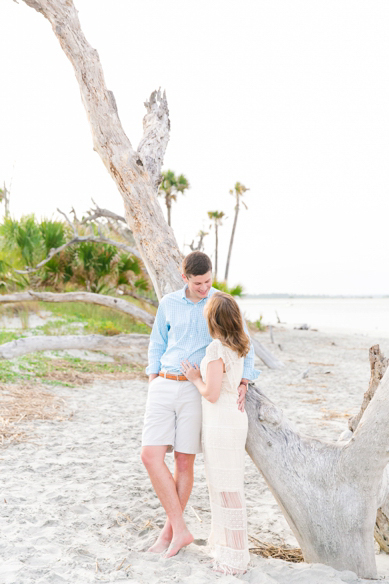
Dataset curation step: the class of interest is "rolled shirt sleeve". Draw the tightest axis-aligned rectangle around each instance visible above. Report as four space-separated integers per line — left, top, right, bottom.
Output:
145 301 168 375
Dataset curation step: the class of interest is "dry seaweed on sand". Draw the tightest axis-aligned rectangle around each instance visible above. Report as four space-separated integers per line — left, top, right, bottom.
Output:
0 382 67 446
249 535 304 563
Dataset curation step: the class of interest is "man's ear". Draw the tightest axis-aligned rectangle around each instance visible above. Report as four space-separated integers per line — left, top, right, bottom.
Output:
182 273 188 284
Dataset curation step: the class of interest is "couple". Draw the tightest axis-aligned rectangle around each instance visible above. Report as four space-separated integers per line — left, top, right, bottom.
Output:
141 251 260 575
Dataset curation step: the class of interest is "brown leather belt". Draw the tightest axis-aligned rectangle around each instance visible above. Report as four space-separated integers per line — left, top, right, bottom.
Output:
159 372 188 381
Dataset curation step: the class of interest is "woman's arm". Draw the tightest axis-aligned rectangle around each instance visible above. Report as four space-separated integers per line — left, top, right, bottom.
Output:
180 358 223 403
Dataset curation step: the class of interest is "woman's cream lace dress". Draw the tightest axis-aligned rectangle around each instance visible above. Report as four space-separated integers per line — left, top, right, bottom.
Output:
200 338 249 574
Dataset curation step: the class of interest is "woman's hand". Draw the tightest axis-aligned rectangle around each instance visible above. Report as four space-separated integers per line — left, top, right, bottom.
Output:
180 360 201 382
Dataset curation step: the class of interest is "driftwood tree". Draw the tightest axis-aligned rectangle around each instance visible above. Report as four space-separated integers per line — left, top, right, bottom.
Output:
14 0 389 578
246 348 389 579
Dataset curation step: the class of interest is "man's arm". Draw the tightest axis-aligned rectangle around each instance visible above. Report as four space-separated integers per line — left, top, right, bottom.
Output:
237 318 261 410
242 319 261 382
145 301 168 380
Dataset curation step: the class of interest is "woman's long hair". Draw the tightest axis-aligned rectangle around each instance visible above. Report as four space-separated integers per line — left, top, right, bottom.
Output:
206 291 250 358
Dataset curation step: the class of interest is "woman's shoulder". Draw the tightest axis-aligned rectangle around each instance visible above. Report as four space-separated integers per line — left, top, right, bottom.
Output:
206 339 241 360
205 339 225 359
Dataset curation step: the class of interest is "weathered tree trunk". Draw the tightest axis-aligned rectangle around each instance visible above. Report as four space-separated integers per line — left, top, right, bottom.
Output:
0 291 155 327
376 466 389 553
21 0 182 301
246 366 389 579
224 197 239 283
346 345 389 553
0 333 149 360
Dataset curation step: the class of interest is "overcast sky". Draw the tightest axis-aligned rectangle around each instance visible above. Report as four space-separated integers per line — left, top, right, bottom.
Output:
0 1 388 295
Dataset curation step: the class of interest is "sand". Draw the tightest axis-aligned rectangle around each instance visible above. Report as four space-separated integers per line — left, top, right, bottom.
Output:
1 326 389 583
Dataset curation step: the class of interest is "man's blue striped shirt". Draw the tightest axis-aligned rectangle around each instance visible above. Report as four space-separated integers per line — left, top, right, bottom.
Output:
146 285 260 380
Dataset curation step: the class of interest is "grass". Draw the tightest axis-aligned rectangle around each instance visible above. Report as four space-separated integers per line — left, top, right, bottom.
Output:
0 353 146 386
37 301 153 335
0 330 25 344
247 314 267 333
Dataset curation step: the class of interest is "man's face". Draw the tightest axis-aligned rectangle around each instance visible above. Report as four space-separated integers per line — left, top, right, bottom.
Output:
183 271 212 301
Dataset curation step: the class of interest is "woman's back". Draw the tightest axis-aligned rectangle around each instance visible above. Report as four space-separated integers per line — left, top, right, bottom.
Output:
200 338 244 396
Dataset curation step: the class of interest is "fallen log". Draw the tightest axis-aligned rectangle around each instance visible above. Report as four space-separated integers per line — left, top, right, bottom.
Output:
250 337 285 370
0 333 150 360
0 290 155 327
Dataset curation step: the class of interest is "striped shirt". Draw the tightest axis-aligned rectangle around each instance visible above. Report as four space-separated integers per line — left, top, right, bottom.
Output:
146 285 260 381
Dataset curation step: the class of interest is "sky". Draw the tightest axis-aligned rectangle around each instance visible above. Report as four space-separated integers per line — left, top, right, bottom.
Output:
0 0 388 296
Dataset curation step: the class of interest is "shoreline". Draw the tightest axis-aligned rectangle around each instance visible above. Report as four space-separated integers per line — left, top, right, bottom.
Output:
237 296 389 340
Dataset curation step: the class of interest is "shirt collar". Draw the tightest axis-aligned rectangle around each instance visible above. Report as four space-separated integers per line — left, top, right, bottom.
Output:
181 284 212 304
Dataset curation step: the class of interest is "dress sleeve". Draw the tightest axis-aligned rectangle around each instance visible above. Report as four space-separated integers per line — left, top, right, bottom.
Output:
205 340 229 370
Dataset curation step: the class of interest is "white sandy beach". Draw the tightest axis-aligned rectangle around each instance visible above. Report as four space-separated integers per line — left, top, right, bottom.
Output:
2 326 389 584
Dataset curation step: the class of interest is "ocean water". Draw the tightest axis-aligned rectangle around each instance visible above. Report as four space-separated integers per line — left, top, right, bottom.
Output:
236 297 389 339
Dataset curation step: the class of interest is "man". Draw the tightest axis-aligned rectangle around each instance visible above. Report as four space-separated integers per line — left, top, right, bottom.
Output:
141 251 259 557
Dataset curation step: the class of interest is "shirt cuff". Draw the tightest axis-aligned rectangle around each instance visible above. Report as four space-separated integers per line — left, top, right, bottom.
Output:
145 363 161 375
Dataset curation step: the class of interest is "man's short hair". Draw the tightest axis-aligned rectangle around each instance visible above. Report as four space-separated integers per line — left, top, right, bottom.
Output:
182 251 212 277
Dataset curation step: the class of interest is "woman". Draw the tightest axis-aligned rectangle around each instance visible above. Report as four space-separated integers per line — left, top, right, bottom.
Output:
180 291 250 575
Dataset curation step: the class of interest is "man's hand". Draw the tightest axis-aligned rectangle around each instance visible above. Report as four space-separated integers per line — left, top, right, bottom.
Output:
149 373 159 383
237 379 249 412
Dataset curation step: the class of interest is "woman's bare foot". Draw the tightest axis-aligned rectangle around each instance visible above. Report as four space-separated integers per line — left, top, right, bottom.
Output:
163 529 194 558
147 522 173 553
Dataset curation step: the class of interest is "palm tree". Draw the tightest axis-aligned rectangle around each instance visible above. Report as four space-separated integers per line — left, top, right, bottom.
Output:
224 182 249 283
1 215 43 267
207 211 225 281
158 170 190 227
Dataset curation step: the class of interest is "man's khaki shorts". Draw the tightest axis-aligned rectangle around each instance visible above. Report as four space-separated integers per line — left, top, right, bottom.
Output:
142 376 202 454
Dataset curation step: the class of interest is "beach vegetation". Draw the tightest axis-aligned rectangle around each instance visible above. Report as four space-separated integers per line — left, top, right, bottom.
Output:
212 280 244 297
0 215 151 297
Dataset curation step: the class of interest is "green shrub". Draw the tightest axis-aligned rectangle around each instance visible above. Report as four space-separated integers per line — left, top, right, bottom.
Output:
212 280 244 297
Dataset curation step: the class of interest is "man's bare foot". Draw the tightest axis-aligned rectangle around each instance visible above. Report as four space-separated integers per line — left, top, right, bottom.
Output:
163 530 194 558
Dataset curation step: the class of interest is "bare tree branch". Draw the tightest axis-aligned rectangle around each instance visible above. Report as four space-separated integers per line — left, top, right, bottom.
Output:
137 88 170 190
81 198 127 225
348 344 389 432
0 290 155 327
